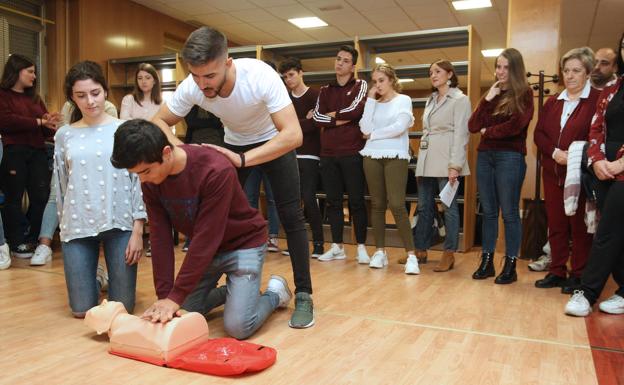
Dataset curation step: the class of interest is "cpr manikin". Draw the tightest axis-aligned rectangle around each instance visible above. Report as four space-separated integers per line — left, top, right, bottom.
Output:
84 300 210 365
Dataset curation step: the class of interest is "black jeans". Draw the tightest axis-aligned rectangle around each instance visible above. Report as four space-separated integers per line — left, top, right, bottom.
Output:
225 142 312 295
298 158 324 244
580 181 624 304
0 145 50 245
320 154 368 244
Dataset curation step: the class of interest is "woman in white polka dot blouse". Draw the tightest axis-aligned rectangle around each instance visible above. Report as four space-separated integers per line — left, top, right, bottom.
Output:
53 61 146 317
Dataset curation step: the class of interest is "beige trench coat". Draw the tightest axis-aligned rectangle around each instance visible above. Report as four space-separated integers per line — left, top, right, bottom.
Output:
414 87 471 177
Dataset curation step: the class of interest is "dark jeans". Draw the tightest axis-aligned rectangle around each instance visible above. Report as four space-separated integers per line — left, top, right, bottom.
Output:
298 158 324 244
476 151 526 256
0 145 50 246
225 142 312 295
320 154 368 244
580 181 624 304
244 167 280 236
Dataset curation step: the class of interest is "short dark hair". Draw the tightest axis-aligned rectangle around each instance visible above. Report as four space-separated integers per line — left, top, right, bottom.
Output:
181 27 228 66
278 57 303 74
64 61 109 124
111 119 173 169
338 45 358 66
0 54 39 101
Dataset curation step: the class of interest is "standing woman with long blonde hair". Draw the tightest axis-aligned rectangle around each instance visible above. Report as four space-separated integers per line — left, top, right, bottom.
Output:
360 63 418 274
468 48 534 285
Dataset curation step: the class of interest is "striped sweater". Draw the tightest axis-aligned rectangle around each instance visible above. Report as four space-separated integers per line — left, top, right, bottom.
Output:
313 76 367 157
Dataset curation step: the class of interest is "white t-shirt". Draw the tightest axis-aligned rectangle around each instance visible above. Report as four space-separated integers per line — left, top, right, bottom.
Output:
167 58 292 146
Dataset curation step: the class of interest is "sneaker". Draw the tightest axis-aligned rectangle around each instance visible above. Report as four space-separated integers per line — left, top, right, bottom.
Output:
565 290 592 317
289 292 315 329
0 243 10 270
318 243 346 261
11 243 34 259
405 255 420 275
599 294 624 314
266 275 292 308
182 238 191 253
281 250 290 256
267 237 280 253
357 244 370 264
368 250 388 268
145 245 152 257
311 242 324 258
96 264 109 292
528 254 551 272
30 244 52 266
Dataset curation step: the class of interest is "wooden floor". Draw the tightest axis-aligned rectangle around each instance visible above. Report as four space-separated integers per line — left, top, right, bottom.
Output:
0 241 618 384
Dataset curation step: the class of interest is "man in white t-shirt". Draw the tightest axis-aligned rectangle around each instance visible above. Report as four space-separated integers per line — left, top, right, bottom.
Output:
151 27 314 329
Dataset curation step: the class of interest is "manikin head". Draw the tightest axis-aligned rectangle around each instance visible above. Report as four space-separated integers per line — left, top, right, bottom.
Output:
84 300 128 335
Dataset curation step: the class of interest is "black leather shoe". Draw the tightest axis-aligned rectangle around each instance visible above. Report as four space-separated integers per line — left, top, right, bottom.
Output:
495 256 517 284
535 273 567 288
561 277 581 294
472 252 495 280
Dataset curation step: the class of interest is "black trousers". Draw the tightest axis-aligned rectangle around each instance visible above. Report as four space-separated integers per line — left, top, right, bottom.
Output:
298 158 324 244
580 180 624 304
320 154 368 244
0 145 50 246
225 142 312 295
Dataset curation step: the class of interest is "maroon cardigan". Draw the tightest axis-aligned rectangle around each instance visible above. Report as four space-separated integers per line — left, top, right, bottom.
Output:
534 86 600 186
0 88 53 148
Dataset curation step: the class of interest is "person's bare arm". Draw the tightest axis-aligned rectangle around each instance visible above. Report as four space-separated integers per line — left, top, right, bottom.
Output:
151 104 184 145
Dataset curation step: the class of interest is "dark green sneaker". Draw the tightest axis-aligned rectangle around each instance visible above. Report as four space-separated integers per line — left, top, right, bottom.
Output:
289 292 315 329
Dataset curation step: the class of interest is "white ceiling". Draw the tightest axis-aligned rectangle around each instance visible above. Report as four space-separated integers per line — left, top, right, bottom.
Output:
131 0 623 89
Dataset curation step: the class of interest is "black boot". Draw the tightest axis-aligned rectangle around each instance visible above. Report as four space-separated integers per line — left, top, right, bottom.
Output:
472 252 495 280
495 256 517 284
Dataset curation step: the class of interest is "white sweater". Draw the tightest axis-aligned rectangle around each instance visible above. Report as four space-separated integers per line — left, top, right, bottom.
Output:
359 94 414 160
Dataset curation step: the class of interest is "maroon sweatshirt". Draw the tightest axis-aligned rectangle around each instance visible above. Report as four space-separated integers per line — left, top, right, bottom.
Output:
0 88 53 147
534 86 600 186
468 88 534 154
313 76 367 157
291 87 321 157
141 145 267 305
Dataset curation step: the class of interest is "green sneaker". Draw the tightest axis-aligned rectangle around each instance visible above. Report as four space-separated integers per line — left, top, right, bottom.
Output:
289 292 315 329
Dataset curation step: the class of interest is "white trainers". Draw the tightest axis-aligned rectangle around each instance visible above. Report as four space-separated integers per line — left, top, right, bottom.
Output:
30 244 52 266
267 237 280 253
266 275 292 308
357 244 370 264
405 255 420 275
528 254 551 272
565 290 592 317
599 294 624 314
96 264 109 292
318 243 346 261
0 243 10 270
368 250 387 268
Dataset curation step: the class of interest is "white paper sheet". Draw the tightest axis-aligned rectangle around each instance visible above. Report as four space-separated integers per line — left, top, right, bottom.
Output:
439 181 459 208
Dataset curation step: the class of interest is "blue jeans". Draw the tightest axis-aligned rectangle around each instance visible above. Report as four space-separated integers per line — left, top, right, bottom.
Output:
39 176 58 240
182 245 279 340
62 229 136 316
414 176 460 251
244 167 280 236
476 151 526 256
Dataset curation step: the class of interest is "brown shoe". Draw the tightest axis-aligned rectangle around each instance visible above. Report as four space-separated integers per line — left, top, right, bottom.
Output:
434 250 455 272
400 250 427 264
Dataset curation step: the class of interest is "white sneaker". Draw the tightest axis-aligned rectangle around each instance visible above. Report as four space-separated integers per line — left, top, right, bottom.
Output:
0 243 10 270
30 244 52 266
565 290 592 317
96 264 109 292
368 250 387 268
318 243 346 261
528 254 551 272
357 244 370 264
405 255 420 275
599 294 624 314
266 275 292 308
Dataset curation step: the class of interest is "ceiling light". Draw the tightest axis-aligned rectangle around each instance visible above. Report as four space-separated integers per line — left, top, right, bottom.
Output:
375 57 386 64
398 78 414 83
452 0 492 10
481 48 504 57
288 17 328 29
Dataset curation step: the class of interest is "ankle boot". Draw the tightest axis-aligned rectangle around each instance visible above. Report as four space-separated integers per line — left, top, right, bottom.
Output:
434 250 455 272
472 252 495 279
399 250 427 265
495 256 517 284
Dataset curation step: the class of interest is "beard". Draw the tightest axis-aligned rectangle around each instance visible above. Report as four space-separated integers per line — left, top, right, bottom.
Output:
201 72 227 99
